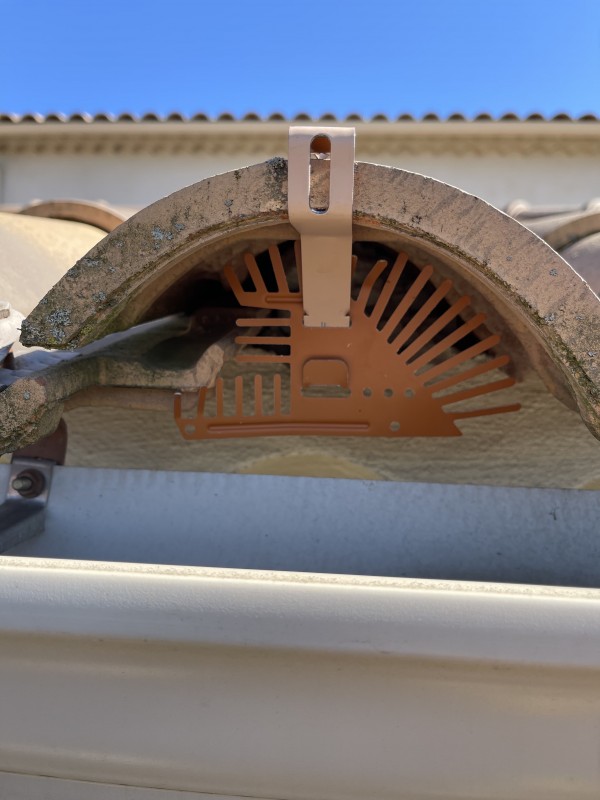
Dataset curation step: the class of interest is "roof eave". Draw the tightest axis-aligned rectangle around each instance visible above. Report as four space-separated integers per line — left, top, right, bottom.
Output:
3 119 600 156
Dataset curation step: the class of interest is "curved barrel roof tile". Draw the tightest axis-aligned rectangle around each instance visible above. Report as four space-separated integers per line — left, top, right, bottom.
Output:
0 212 106 323
15 161 600 442
17 200 134 233
508 203 600 297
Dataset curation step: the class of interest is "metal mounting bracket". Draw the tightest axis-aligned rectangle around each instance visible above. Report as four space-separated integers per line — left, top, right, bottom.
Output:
0 457 54 553
288 126 355 328
0 419 65 553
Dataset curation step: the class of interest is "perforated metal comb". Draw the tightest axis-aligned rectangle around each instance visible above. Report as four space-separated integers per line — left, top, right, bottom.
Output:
174 126 520 439
174 243 520 439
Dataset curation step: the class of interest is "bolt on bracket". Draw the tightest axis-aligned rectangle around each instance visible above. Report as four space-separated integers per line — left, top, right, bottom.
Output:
0 421 65 554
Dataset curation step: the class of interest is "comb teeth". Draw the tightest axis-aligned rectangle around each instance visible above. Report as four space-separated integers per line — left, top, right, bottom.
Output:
175 245 520 439
176 373 293 437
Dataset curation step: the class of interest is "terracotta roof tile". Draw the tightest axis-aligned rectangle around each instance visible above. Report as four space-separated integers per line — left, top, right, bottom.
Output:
1 112 599 124
1 194 598 295
508 202 600 295
1 165 599 458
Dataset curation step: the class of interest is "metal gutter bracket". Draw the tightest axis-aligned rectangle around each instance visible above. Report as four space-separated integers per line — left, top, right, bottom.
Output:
0 420 66 553
0 458 54 553
288 126 355 328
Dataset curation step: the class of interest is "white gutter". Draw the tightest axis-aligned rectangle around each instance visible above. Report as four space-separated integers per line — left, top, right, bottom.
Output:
1 559 600 798
2 557 600 665
1 467 600 798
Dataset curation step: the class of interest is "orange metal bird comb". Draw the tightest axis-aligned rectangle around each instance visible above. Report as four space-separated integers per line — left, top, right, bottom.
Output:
175 127 520 439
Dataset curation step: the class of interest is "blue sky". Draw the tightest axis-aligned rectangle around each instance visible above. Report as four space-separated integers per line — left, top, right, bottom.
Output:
2 0 599 118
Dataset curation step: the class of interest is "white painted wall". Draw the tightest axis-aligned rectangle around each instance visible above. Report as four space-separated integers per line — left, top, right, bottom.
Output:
2 149 599 210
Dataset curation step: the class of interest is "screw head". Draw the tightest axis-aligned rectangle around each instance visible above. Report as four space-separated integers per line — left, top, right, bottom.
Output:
11 469 45 498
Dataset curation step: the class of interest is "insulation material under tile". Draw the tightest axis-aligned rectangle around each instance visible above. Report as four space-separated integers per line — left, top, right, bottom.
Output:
63 369 600 490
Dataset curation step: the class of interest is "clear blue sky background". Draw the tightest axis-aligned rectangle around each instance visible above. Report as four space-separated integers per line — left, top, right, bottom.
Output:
1 0 599 118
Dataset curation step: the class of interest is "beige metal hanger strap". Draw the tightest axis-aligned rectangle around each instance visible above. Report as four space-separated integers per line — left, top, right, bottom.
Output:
288 126 355 328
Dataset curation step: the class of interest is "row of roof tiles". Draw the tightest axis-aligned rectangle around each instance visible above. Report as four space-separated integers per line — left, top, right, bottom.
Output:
2 112 600 124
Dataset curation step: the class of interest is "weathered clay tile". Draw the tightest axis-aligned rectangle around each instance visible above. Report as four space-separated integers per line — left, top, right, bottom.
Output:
0 160 598 489
15 161 600 444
